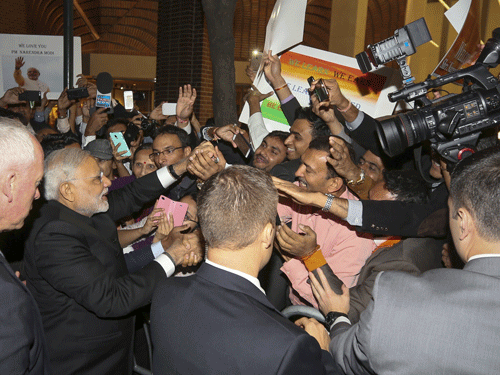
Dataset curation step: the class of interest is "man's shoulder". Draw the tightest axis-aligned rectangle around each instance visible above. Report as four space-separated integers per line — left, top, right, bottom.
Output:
153 269 307 337
270 159 302 182
374 263 500 301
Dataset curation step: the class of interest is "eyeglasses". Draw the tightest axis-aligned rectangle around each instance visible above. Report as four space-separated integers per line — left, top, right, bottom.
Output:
149 147 184 160
66 171 104 185
184 211 199 224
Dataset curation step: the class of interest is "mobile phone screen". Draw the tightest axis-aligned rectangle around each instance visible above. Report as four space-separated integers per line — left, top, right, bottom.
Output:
124 91 133 110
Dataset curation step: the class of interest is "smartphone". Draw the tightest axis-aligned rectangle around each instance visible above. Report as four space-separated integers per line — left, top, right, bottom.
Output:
154 195 189 227
67 87 89 101
110 132 131 157
307 76 329 102
162 102 177 116
232 133 252 158
250 51 263 71
18 90 41 102
133 92 146 101
124 90 134 110
123 125 139 148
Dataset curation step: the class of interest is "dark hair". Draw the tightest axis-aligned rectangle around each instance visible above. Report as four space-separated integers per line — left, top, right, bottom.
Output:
308 135 355 180
265 130 289 144
154 125 190 148
132 143 153 164
102 118 128 137
0 107 28 125
198 165 277 250
40 132 81 157
450 146 500 241
382 169 429 204
294 106 332 139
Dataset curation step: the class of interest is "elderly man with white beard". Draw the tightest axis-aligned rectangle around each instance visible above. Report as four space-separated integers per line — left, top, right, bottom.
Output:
23 147 202 375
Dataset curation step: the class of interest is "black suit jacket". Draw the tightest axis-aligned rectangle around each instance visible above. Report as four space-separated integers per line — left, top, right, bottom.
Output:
0 254 50 374
151 262 336 374
24 171 170 375
359 183 448 237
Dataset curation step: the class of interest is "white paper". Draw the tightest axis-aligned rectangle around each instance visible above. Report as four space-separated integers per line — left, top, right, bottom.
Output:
263 0 307 55
445 0 471 32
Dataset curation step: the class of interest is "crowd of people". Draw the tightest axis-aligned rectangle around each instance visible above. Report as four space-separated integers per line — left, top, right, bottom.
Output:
1 48 500 375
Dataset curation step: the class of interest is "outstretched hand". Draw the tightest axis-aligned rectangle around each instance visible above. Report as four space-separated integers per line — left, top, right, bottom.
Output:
326 137 360 182
276 223 317 259
310 268 350 316
85 107 108 136
0 87 26 106
244 85 273 104
176 84 197 121
262 50 284 87
213 124 243 148
295 317 331 351
15 57 25 70
163 226 203 266
187 142 226 181
272 177 324 208
150 101 168 121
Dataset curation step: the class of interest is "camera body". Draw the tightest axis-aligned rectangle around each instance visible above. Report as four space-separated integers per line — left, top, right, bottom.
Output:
139 117 157 137
378 84 500 162
363 27 500 164
18 90 41 102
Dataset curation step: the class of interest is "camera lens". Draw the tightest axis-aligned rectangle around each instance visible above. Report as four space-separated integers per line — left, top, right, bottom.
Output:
376 111 432 157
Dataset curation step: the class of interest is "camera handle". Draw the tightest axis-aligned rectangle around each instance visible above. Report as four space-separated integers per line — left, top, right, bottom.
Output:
397 56 415 87
389 64 498 103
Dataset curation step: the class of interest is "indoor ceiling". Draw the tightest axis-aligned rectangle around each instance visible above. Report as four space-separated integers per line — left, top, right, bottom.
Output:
21 0 408 58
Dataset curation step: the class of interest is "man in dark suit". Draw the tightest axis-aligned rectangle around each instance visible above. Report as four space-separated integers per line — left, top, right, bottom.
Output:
24 147 202 374
0 119 50 374
151 165 335 374
300 147 500 374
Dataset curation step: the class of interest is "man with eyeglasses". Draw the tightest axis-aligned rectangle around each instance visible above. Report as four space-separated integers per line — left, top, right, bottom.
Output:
23 147 202 374
151 125 198 200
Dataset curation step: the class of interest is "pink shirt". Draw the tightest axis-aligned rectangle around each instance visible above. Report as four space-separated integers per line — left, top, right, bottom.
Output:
278 188 375 307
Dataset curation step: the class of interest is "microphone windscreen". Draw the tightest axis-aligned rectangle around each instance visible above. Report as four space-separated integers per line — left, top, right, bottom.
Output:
96 72 113 94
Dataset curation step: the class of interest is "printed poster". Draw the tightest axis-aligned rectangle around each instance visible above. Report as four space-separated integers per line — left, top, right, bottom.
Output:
240 45 398 132
0 34 82 97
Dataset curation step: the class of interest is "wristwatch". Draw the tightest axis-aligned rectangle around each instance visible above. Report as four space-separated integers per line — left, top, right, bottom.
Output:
325 311 349 331
322 194 335 212
347 168 365 185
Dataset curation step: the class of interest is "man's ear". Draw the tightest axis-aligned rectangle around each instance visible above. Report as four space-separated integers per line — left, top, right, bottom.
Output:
59 182 75 202
262 222 275 249
458 207 474 241
2 172 16 203
326 177 344 195
183 146 192 158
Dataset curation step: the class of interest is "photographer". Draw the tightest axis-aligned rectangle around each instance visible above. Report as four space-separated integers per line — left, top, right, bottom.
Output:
306 78 448 237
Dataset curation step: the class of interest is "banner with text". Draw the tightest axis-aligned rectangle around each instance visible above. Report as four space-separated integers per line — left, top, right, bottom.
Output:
240 45 398 132
0 34 82 96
